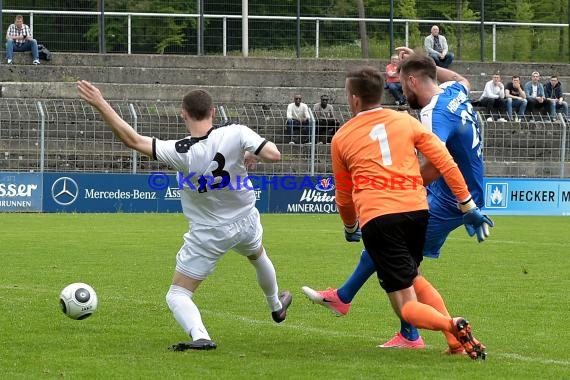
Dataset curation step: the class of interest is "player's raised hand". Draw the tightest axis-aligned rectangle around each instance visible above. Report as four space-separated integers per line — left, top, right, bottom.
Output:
77 80 107 109
395 46 414 61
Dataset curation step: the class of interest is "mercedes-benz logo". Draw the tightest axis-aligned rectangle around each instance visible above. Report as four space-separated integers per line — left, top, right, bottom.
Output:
51 177 79 206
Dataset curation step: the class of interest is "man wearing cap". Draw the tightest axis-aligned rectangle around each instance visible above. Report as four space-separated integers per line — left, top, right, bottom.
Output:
313 95 340 144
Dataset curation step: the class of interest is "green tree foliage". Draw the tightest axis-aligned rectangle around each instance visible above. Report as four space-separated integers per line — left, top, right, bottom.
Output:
454 0 479 59
528 0 567 61
4 0 92 11
2 0 568 61
82 1 197 53
396 0 421 48
510 0 533 61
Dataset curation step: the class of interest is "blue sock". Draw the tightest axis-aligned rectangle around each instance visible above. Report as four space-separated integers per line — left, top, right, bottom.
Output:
400 320 420 341
336 249 375 304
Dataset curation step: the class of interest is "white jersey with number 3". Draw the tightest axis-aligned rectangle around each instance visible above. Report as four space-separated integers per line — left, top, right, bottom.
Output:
153 124 267 226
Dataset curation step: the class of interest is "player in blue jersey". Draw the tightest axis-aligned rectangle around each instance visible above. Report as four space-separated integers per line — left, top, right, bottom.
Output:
302 47 492 354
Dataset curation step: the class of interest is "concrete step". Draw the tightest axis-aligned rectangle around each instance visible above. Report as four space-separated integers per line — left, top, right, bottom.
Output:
3 57 569 91
4 52 570 102
0 81 351 103
5 52 383 71
1 74 567 104
0 65 345 88
8 52 570 77
2 65 568 98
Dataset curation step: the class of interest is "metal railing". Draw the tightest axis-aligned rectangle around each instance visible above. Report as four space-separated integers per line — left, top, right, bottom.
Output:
2 9 568 61
0 99 568 178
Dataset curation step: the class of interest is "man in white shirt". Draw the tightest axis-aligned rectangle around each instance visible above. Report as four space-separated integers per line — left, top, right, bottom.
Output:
77 81 291 351
286 94 310 144
479 73 507 122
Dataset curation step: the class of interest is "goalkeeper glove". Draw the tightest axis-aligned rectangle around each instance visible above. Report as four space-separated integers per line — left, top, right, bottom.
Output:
344 221 362 242
459 198 494 242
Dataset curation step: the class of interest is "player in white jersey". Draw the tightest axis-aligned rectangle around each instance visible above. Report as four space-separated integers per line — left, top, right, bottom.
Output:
77 81 292 351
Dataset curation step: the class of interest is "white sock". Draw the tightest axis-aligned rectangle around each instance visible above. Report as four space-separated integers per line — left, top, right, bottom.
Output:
165 285 211 341
248 249 281 312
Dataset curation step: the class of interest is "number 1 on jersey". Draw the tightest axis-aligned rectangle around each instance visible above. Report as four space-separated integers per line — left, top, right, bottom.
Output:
369 123 392 166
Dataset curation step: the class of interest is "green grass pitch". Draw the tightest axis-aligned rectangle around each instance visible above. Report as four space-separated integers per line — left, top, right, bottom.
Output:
1 214 569 379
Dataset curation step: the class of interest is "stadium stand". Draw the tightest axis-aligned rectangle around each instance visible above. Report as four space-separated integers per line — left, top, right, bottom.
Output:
1 53 569 177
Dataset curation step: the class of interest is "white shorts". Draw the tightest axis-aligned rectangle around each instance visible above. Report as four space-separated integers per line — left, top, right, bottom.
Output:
175 208 263 280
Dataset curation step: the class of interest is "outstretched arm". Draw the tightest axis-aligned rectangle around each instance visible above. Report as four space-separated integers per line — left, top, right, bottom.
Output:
435 66 470 91
396 46 470 90
77 80 153 157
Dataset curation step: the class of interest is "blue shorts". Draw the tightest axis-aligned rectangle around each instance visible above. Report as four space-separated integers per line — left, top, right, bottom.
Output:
422 193 464 259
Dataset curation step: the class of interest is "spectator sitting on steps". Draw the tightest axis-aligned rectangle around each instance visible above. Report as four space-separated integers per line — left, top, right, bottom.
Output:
385 54 407 106
6 15 40 65
313 95 340 144
523 71 548 121
285 94 310 144
504 75 527 122
543 75 569 122
424 25 454 68
479 73 507 122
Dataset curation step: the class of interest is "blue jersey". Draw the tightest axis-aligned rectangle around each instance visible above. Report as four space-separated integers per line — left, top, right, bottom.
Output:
420 81 484 217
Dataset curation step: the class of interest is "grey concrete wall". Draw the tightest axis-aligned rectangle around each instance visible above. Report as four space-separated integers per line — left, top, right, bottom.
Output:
0 82 350 104
2 52 570 103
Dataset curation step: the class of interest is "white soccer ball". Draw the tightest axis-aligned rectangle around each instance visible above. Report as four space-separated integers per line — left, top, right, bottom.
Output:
59 282 98 320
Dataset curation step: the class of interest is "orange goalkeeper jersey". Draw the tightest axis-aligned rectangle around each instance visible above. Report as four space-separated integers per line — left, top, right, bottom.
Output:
332 107 471 227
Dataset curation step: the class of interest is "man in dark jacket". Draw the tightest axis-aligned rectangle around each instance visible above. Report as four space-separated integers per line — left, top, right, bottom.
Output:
544 75 569 122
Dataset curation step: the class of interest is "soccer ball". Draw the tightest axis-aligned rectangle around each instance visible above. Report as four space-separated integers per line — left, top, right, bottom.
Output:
59 282 98 320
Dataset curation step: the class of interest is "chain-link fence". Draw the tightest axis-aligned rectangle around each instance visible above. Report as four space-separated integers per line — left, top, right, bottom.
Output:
1 2 568 62
0 99 350 176
0 99 568 178
482 112 569 178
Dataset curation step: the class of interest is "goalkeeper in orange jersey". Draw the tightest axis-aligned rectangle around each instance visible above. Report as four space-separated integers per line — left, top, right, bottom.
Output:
305 65 491 360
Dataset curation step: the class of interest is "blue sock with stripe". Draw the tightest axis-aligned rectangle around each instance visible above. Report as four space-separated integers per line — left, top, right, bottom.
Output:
336 249 375 304
400 319 420 341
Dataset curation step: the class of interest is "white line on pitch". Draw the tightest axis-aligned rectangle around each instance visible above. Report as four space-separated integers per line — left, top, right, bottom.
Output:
206 310 570 366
